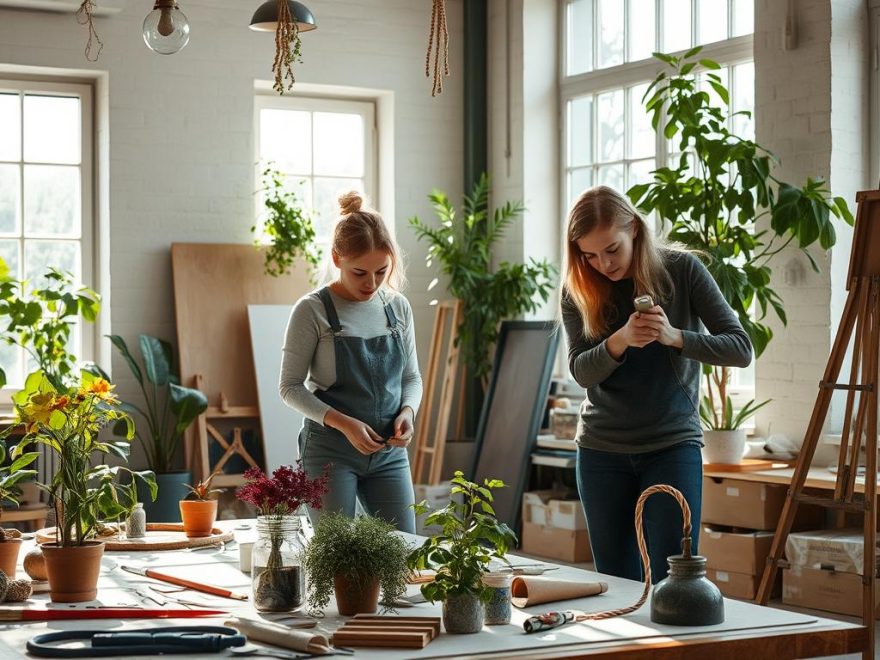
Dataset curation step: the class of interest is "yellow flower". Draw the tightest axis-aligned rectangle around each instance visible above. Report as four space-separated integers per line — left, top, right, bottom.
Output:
21 392 55 426
51 395 70 411
81 378 116 401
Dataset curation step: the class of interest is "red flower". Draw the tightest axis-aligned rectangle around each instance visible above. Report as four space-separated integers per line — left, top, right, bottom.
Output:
235 461 330 517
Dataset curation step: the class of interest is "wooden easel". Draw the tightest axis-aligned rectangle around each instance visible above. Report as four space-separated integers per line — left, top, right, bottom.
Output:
412 300 462 485
757 189 880 660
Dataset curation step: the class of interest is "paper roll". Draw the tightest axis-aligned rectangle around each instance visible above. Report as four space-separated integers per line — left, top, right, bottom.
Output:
510 576 608 607
226 617 332 654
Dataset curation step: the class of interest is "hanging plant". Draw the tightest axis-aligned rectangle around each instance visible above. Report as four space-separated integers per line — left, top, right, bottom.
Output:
273 0 303 94
76 0 103 62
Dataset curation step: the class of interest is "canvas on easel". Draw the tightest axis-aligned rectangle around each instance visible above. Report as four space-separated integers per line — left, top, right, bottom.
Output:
171 243 312 486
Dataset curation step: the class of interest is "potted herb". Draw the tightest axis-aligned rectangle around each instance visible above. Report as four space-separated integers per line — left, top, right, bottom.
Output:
0 440 38 578
699 367 770 463
407 471 517 634
179 476 222 538
627 48 853 457
409 174 558 435
108 334 208 522
236 463 330 612
254 163 322 282
2 370 150 602
303 513 410 615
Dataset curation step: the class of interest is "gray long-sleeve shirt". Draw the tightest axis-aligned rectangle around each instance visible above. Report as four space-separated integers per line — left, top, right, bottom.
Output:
561 250 752 453
279 288 423 426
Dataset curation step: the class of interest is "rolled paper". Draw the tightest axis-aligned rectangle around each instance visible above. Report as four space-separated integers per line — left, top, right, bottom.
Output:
510 576 608 608
225 617 331 654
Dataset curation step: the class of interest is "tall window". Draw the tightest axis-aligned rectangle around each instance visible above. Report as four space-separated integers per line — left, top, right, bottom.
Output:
0 80 94 392
562 0 755 395
255 95 376 243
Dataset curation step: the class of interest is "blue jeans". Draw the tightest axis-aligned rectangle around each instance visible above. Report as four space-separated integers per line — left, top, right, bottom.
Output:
576 442 702 583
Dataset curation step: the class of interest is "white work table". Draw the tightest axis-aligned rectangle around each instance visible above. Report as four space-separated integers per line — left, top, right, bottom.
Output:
0 520 866 659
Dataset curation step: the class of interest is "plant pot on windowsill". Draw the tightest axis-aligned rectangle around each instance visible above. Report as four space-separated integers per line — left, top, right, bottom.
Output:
702 429 748 465
41 540 105 602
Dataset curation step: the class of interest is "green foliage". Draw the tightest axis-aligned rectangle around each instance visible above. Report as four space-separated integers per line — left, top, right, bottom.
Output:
409 173 558 384
0 438 38 535
0 265 100 391
303 513 411 613
253 164 322 282
107 334 208 473
183 476 223 501
699 365 771 430
407 471 517 603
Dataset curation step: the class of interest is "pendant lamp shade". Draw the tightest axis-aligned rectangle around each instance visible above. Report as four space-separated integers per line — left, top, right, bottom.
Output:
249 0 317 32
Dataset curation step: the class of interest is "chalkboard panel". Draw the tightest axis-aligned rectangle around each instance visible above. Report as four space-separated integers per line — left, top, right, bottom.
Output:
470 321 560 534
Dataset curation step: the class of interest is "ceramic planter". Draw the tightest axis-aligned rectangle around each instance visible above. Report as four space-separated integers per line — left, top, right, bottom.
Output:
41 541 104 602
702 429 747 464
334 573 380 616
179 499 218 538
0 538 22 579
442 592 484 633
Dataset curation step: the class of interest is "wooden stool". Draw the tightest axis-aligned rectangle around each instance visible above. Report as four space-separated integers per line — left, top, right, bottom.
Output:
2 503 48 531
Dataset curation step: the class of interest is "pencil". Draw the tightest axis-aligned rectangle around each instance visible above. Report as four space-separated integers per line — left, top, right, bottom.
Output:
121 565 249 601
0 608 227 621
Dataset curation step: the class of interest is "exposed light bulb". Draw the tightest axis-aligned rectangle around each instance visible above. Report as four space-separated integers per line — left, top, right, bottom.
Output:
143 0 190 55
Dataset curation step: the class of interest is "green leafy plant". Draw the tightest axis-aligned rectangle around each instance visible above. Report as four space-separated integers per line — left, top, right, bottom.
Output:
407 471 517 603
253 164 322 282
108 334 208 474
183 475 223 501
3 370 156 546
627 48 854 430
303 513 411 612
0 264 100 391
0 439 38 541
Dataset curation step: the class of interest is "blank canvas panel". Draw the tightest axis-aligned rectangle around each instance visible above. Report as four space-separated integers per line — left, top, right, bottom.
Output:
471 321 559 533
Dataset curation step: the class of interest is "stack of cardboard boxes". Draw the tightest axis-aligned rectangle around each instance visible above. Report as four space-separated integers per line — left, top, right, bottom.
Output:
519 490 592 563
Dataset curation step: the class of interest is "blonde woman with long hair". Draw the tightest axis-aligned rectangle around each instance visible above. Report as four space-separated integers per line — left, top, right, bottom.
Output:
561 186 751 581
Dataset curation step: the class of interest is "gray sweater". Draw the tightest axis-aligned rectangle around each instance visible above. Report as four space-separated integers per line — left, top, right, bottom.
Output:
561 250 752 453
279 288 423 426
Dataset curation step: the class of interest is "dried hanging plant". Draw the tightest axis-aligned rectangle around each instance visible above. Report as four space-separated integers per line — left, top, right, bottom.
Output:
75 0 103 62
425 0 449 96
273 0 302 95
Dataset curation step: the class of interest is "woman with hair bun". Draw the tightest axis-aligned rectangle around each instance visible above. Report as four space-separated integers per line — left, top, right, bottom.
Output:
280 191 421 532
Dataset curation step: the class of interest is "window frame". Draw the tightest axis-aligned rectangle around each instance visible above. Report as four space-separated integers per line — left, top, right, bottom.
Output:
0 78 95 402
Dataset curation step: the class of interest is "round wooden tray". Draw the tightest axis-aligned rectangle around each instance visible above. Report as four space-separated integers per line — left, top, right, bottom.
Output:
34 523 234 551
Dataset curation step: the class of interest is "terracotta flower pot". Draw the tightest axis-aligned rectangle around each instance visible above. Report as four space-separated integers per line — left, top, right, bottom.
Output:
179 499 218 538
41 541 104 603
0 538 22 579
334 573 380 616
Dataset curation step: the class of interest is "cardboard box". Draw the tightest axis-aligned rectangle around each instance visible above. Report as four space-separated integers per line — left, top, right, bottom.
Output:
520 521 591 563
700 525 774 574
522 491 587 530
783 565 880 618
702 477 824 530
786 528 878 575
706 567 779 600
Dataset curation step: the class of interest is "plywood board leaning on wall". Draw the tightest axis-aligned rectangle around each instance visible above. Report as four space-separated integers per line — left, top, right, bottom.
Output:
171 243 312 485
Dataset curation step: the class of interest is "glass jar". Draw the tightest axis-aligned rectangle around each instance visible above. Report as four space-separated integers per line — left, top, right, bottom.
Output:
251 515 307 612
126 503 147 539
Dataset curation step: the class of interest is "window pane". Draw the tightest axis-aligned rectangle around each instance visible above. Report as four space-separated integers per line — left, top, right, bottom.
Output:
260 109 312 174
628 0 656 62
24 239 79 284
732 62 755 139
732 0 754 37
568 96 593 167
597 0 624 68
597 164 624 191
663 0 692 52
24 165 80 237
312 177 364 239
0 342 22 390
628 158 656 188
0 239 20 278
628 83 654 159
568 168 593 207
23 95 80 165
313 113 364 177
0 94 20 161
597 90 624 162
698 0 728 45
567 0 593 75
0 164 21 235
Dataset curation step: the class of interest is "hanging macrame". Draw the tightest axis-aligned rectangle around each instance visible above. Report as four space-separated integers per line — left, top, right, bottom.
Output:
76 0 103 62
273 0 302 95
425 0 449 97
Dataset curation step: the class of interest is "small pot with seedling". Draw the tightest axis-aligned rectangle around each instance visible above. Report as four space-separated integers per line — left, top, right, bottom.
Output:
179 476 222 538
0 440 38 579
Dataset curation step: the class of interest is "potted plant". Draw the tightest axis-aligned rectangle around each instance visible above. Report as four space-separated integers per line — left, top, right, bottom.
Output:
303 513 410 616
236 463 330 612
627 48 854 458
2 370 151 602
179 476 222 538
409 174 558 436
108 334 208 522
253 163 322 282
407 471 517 634
0 440 38 578
699 366 771 464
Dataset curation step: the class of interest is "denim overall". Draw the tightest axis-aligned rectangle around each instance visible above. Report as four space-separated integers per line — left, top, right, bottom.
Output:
299 286 416 533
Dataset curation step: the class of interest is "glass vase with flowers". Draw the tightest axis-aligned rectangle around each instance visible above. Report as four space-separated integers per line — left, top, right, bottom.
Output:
236 462 330 611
